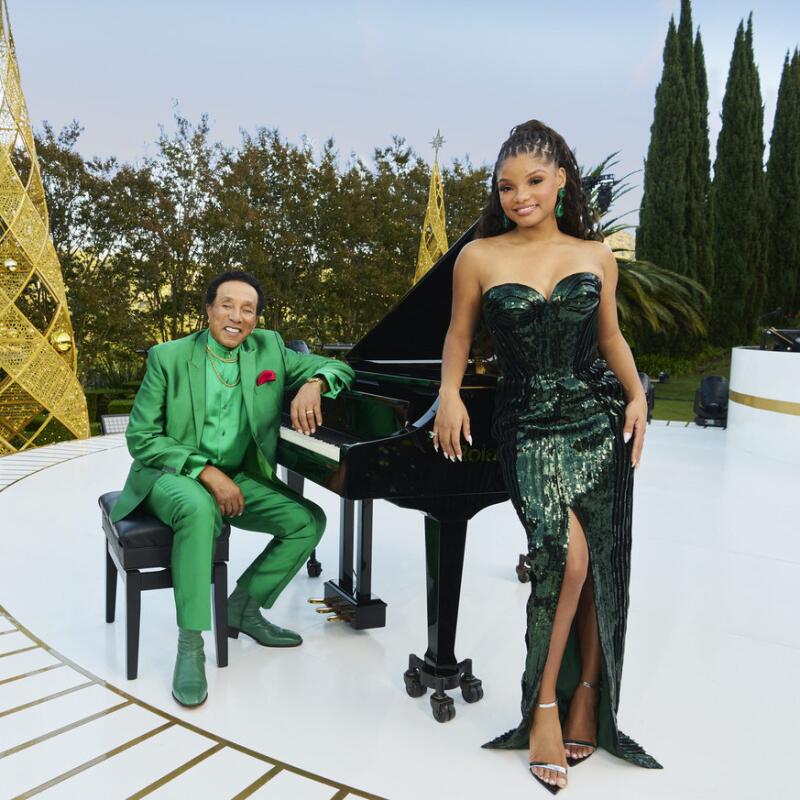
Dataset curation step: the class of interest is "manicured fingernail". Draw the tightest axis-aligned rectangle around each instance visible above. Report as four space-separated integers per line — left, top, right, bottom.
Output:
456 454 462 462
466 435 473 446
433 443 438 452
623 431 632 443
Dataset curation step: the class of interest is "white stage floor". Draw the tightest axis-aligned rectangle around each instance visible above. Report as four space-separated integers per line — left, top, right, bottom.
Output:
0 425 796 799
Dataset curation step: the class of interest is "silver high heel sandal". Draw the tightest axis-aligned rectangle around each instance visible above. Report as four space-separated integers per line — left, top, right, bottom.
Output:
529 700 568 795
563 680 599 767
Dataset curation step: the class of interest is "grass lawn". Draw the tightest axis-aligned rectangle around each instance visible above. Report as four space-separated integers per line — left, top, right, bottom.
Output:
649 351 731 422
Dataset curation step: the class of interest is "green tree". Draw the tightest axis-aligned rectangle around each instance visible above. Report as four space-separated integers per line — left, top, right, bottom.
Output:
676 1 713 295
677 0 703 283
637 17 690 278
710 16 767 345
693 29 714 291
118 114 222 343
205 128 319 336
34 122 147 383
442 157 490 237
586 155 708 349
764 49 800 316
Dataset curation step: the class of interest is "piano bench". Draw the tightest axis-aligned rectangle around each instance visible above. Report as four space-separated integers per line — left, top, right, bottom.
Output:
99 491 231 680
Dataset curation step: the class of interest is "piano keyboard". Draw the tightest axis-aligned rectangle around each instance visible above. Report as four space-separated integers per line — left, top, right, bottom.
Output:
279 425 341 463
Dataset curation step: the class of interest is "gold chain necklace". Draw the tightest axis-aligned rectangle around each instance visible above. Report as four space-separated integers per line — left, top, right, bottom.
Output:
206 352 241 388
206 345 238 364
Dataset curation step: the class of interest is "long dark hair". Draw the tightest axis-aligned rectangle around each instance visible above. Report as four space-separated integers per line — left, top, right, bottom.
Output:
476 119 602 242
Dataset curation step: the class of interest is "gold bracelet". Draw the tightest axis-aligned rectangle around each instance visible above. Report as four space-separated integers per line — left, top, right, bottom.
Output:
306 376 324 386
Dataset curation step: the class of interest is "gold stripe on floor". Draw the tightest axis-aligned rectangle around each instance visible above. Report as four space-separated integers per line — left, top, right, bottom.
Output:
231 765 283 799
0 680 95 719
0 605 384 800
127 742 226 799
12 721 175 800
0 700 131 759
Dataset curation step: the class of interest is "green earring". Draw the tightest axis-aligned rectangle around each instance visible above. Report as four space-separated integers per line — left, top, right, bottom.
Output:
555 187 565 219
501 212 510 230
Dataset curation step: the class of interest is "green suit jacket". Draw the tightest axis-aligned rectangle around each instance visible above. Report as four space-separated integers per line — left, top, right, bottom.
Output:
111 329 355 522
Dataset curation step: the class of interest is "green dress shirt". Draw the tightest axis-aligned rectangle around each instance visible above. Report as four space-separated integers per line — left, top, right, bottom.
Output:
183 332 251 478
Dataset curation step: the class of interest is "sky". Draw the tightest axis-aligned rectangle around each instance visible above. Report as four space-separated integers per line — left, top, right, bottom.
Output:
6 0 799 227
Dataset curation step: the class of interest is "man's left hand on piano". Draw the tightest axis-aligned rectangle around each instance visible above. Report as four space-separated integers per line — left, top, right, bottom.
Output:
290 375 329 434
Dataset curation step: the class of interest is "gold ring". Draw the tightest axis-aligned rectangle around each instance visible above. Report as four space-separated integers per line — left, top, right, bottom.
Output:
304 410 314 415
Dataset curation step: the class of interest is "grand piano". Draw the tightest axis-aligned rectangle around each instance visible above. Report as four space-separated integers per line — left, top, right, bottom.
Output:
276 223 509 722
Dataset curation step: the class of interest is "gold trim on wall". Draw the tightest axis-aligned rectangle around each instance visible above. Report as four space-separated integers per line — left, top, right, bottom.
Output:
729 390 800 417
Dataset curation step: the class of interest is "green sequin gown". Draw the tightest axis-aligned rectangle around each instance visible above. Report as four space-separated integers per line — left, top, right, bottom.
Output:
480 272 660 769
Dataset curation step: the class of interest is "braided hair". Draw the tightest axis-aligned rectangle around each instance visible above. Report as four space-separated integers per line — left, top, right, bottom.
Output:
476 119 602 242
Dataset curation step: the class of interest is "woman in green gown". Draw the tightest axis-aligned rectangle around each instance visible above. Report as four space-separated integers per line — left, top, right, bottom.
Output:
433 120 661 793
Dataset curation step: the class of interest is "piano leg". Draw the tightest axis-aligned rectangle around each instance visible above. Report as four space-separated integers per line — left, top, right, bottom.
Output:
355 499 374 600
404 515 484 723
321 499 386 629
285 468 322 578
338 498 355 594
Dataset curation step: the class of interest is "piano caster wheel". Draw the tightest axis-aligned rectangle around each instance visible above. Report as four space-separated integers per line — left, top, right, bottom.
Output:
516 553 531 583
306 559 322 578
404 668 427 698
459 674 484 704
430 691 455 723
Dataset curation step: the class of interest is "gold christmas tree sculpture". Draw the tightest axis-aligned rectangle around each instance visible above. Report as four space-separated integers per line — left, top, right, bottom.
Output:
413 130 448 284
0 1 89 453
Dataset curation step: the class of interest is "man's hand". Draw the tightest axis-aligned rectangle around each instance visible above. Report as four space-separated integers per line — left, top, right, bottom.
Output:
198 465 244 516
290 380 325 435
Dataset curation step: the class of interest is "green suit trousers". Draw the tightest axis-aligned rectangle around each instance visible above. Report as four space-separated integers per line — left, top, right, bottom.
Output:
143 470 325 631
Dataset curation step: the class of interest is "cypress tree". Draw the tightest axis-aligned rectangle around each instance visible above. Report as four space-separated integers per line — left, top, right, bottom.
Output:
693 29 714 293
637 17 690 279
710 17 767 345
793 50 800 310
764 51 800 316
677 0 700 281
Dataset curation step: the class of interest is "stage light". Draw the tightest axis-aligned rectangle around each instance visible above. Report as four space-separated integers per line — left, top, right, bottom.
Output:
694 376 729 428
760 327 800 352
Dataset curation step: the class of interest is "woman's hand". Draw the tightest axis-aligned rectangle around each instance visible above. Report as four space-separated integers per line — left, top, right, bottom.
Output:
433 389 471 461
623 394 648 468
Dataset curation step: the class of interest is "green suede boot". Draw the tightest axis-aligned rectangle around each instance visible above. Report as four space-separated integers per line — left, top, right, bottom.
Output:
227 584 302 647
172 629 208 707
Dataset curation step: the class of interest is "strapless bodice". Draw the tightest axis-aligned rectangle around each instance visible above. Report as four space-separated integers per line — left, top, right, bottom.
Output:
481 271 604 380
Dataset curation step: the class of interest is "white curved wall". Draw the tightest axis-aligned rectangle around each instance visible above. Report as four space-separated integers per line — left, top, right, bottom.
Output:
727 346 800 465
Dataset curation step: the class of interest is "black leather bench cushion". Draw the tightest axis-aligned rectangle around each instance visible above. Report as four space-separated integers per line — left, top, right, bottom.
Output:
100 491 230 570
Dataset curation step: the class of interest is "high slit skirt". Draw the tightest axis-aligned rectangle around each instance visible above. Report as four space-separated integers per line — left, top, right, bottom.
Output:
481 373 661 769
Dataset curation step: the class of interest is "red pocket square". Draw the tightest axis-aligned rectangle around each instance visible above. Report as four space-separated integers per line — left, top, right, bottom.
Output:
257 370 277 386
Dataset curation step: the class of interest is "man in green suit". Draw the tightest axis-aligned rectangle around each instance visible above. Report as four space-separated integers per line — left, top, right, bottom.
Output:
112 270 354 706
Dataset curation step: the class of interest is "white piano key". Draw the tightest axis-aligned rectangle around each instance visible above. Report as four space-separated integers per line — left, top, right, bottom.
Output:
278 427 340 463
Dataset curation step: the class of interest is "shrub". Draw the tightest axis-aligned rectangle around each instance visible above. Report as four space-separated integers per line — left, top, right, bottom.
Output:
107 399 135 415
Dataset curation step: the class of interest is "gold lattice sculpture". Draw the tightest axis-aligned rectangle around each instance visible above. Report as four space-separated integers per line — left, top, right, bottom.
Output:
413 130 449 284
0 2 88 453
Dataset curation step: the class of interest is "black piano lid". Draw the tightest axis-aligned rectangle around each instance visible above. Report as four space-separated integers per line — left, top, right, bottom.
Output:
346 222 478 364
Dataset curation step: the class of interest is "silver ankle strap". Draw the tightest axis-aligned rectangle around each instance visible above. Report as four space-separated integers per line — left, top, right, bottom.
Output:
579 680 598 689
536 700 558 708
